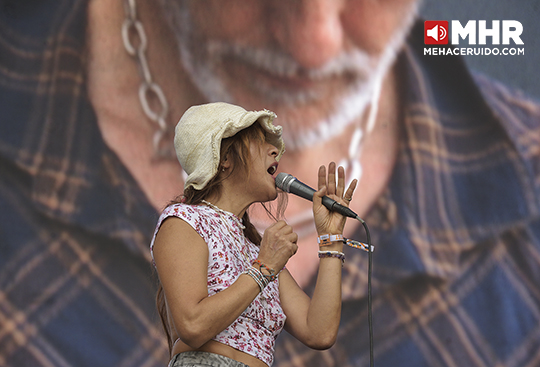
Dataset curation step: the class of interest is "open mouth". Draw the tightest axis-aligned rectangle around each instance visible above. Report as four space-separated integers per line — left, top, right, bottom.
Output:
267 163 278 176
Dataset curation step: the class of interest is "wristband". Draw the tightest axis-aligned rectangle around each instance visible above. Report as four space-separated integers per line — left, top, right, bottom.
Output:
318 250 345 266
317 234 344 247
242 266 269 292
252 259 277 282
344 238 374 252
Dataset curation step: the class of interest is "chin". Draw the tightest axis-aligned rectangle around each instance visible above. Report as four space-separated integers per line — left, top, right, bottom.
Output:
260 188 278 203
268 191 279 202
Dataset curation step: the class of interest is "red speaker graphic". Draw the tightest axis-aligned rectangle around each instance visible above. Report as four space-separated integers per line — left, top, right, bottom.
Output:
424 21 449 45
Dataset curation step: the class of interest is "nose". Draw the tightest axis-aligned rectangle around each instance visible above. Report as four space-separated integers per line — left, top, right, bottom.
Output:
270 0 345 69
268 143 279 157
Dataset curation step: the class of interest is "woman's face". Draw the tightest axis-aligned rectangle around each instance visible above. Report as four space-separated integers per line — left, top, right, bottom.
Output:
240 139 280 203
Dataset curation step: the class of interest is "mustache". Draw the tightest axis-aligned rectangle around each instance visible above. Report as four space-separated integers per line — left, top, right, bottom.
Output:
164 0 419 149
203 40 377 105
206 41 376 81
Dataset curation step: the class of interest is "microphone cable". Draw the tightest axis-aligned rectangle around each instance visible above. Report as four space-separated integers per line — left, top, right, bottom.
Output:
343 216 374 367
275 171 375 364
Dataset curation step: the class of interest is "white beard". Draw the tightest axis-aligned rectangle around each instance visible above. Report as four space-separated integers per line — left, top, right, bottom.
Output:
162 0 418 151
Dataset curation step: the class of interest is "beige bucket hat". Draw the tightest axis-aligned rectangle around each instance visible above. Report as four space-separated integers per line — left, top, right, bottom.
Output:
174 102 285 190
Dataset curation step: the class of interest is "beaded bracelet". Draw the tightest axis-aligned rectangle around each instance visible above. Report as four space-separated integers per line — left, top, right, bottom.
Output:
242 266 269 292
317 234 344 247
318 250 346 266
252 259 277 282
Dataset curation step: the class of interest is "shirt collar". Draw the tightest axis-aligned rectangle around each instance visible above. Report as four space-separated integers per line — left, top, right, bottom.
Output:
340 24 540 300
0 0 158 259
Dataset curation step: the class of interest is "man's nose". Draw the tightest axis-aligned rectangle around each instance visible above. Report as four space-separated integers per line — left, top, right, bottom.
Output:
270 0 345 70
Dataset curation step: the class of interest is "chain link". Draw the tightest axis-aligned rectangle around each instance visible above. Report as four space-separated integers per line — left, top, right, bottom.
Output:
122 0 174 159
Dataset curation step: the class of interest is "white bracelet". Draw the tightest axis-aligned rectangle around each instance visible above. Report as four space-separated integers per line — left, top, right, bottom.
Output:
317 234 344 246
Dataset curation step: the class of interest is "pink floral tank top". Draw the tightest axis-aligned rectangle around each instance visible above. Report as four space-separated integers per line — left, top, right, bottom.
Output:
150 203 286 366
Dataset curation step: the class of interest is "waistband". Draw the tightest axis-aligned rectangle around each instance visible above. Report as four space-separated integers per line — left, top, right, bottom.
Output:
168 351 251 367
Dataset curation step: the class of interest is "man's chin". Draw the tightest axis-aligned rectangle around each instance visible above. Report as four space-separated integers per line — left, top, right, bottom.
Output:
217 79 369 145
231 93 337 125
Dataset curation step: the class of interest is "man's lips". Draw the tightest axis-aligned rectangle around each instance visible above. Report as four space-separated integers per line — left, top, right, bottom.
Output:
223 58 349 95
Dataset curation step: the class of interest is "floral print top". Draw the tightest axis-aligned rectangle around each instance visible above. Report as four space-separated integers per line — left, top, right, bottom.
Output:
150 203 286 366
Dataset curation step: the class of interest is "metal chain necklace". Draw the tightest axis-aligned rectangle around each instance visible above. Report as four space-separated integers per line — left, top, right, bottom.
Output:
338 75 382 184
122 0 381 237
121 0 175 160
272 77 383 239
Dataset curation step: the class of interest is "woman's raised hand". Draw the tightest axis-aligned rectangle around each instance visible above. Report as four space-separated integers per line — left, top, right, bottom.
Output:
313 162 357 237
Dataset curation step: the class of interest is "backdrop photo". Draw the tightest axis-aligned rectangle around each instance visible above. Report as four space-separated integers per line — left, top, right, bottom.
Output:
1 0 539 366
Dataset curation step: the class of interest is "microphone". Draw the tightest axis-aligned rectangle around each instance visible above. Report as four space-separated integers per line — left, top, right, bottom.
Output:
275 172 359 219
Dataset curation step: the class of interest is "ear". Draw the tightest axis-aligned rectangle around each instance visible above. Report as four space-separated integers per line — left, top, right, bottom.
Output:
221 155 232 170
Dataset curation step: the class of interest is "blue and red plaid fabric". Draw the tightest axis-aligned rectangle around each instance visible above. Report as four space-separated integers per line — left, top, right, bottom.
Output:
274 24 540 367
0 1 168 366
1 2 539 366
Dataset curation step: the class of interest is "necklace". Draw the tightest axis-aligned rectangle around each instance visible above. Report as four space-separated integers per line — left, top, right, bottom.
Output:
201 201 270 301
201 200 246 230
201 200 252 265
338 75 382 186
253 76 383 239
121 0 175 160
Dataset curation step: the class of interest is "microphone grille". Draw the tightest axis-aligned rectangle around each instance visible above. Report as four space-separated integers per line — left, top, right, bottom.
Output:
275 172 293 192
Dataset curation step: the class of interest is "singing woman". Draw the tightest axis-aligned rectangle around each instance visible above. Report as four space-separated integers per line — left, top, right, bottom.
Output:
151 102 357 367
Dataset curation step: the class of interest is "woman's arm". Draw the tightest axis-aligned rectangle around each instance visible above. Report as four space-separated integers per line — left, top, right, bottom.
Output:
153 217 260 348
153 216 298 349
279 162 357 349
279 258 343 349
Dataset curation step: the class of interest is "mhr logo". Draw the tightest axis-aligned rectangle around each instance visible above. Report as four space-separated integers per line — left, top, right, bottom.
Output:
424 20 524 45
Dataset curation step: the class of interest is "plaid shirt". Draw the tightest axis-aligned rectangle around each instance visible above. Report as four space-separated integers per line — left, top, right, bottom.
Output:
1 1 539 367
274 23 540 367
0 1 168 366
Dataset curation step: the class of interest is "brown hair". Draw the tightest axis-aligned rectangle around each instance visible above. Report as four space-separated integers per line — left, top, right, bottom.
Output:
156 122 286 353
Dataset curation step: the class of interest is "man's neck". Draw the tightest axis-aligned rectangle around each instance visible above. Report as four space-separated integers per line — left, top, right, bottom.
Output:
275 66 401 220
86 0 403 286
252 66 402 286
86 0 201 211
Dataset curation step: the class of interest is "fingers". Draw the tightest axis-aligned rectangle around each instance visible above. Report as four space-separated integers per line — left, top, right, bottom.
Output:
284 232 299 248
336 165 345 198
320 162 347 197
269 220 288 232
317 165 326 191
318 162 357 204
260 222 298 270
343 178 358 206
327 162 337 196
265 221 297 244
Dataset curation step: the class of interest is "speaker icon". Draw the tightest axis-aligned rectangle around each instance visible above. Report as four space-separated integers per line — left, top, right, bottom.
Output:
427 25 447 42
424 21 449 44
